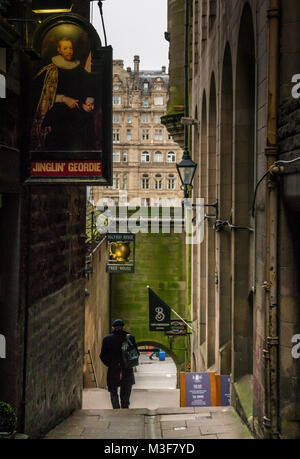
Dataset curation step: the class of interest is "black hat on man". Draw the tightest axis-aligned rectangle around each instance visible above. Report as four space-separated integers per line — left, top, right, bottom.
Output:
112 319 124 327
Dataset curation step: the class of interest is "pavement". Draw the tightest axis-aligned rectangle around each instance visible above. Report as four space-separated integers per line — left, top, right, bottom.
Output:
44 406 253 439
44 355 253 439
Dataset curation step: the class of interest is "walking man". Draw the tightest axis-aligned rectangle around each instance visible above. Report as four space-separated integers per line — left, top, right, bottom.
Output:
100 319 138 409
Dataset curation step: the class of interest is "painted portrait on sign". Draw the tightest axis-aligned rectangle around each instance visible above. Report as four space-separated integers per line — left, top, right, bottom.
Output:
30 23 102 152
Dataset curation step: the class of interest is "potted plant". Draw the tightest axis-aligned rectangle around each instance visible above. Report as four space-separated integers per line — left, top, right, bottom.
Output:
0 401 17 438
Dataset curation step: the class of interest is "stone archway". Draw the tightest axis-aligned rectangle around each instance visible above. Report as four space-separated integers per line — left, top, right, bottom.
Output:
218 42 234 375
206 73 217 369
233 2 256 382
136 340 182 388
137 340 182 369
199 91 207 362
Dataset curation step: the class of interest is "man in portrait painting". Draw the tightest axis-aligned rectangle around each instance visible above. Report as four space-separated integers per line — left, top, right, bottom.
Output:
31 37 101 151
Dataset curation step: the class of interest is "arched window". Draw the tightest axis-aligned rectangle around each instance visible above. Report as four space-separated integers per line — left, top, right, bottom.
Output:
154 151 163 162
154 175 163 190
0 74 6 99
141 174 150 189
167 174 176 190
167 151 176 163
141 151 150 163
113 173 120 189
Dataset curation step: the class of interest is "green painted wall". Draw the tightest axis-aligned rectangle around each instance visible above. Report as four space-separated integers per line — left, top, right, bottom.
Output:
111 229 188 371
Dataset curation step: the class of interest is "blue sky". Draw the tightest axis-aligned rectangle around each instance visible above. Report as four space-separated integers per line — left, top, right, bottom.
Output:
91 0 168 71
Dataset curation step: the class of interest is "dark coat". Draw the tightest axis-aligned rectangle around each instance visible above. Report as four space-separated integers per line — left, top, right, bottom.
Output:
100 330 137 392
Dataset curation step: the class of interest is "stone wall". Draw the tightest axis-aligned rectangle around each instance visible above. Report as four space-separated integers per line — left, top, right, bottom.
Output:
0 0 94 438
84 239 110 389
24 280 85 436
278 97 300 438
110 229 187 370
23 186 87 437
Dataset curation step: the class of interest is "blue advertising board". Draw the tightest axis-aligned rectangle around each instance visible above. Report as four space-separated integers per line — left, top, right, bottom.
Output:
180 372 231 407
185 372 212 407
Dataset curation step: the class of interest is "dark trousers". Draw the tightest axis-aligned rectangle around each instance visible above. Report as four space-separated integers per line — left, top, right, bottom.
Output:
110 383 132 409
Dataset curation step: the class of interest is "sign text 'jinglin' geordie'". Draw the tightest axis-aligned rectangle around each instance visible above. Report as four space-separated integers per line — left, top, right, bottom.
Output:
31 160 102 177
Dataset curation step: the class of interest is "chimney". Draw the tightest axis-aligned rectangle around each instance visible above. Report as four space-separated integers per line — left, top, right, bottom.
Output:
134 55 140 75
162 66 166 74
113 59 124 68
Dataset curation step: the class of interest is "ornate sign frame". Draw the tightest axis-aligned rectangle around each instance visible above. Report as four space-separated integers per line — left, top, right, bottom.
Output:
22 14 112 185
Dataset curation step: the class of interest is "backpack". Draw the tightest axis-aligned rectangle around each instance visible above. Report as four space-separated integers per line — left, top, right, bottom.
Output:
121 334 139 369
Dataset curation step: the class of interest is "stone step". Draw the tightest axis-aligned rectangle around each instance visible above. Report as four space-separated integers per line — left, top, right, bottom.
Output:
44 406 253 439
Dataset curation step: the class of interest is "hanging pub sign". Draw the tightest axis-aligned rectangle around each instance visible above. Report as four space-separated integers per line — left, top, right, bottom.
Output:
106 233 135 273
23 14 112 185
165 320 187 336
148 287 171 332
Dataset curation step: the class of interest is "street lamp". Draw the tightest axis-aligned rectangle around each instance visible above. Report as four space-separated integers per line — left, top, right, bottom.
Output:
175 0 197 199
176 149 197 198
32 1 73 13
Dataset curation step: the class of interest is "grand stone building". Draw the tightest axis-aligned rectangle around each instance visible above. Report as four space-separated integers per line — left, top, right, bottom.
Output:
91 57 183 207
166 0 300 439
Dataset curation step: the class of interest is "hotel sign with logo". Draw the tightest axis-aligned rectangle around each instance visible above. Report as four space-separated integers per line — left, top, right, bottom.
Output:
23 14 112 185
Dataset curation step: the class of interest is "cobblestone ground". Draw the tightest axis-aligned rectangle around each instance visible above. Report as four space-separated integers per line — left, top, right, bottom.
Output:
44 406 253 439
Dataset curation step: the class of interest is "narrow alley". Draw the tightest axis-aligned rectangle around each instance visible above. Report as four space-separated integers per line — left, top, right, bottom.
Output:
1 0 300 443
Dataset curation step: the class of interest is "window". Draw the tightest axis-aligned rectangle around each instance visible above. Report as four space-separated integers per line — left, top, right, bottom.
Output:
123 151 127 162
126 129 132 140
113 95 121 105
0 73 5 98
113 174 120 189
141 175 150 189
154 96 163 106
113 129 120 143
113 150 121 162
141 151 150 163
143 82 149 91
141 113 150 123
167 151 176 162
113 113 120 123
142 129 150 141
127 114 132 123
123 173 128 190
143 98 149 107
168 133 173 140
154 129 163 141
141 198 151 207
154 179 163 190
156 84 162 90
167 174 176 190
154 151 163 162
154 114 161 124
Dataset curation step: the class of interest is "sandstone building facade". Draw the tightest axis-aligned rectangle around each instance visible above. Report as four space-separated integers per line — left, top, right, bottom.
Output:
91 57 183 208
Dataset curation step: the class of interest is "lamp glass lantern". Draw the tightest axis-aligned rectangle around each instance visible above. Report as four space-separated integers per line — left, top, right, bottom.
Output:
176 149 197 194
32 1 73 13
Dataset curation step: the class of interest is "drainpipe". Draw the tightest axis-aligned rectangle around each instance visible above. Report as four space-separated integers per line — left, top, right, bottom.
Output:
263 0 280 440
184 0 192 369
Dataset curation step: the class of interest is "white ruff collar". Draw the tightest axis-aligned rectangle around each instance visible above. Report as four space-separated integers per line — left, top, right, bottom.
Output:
52 55 80 70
